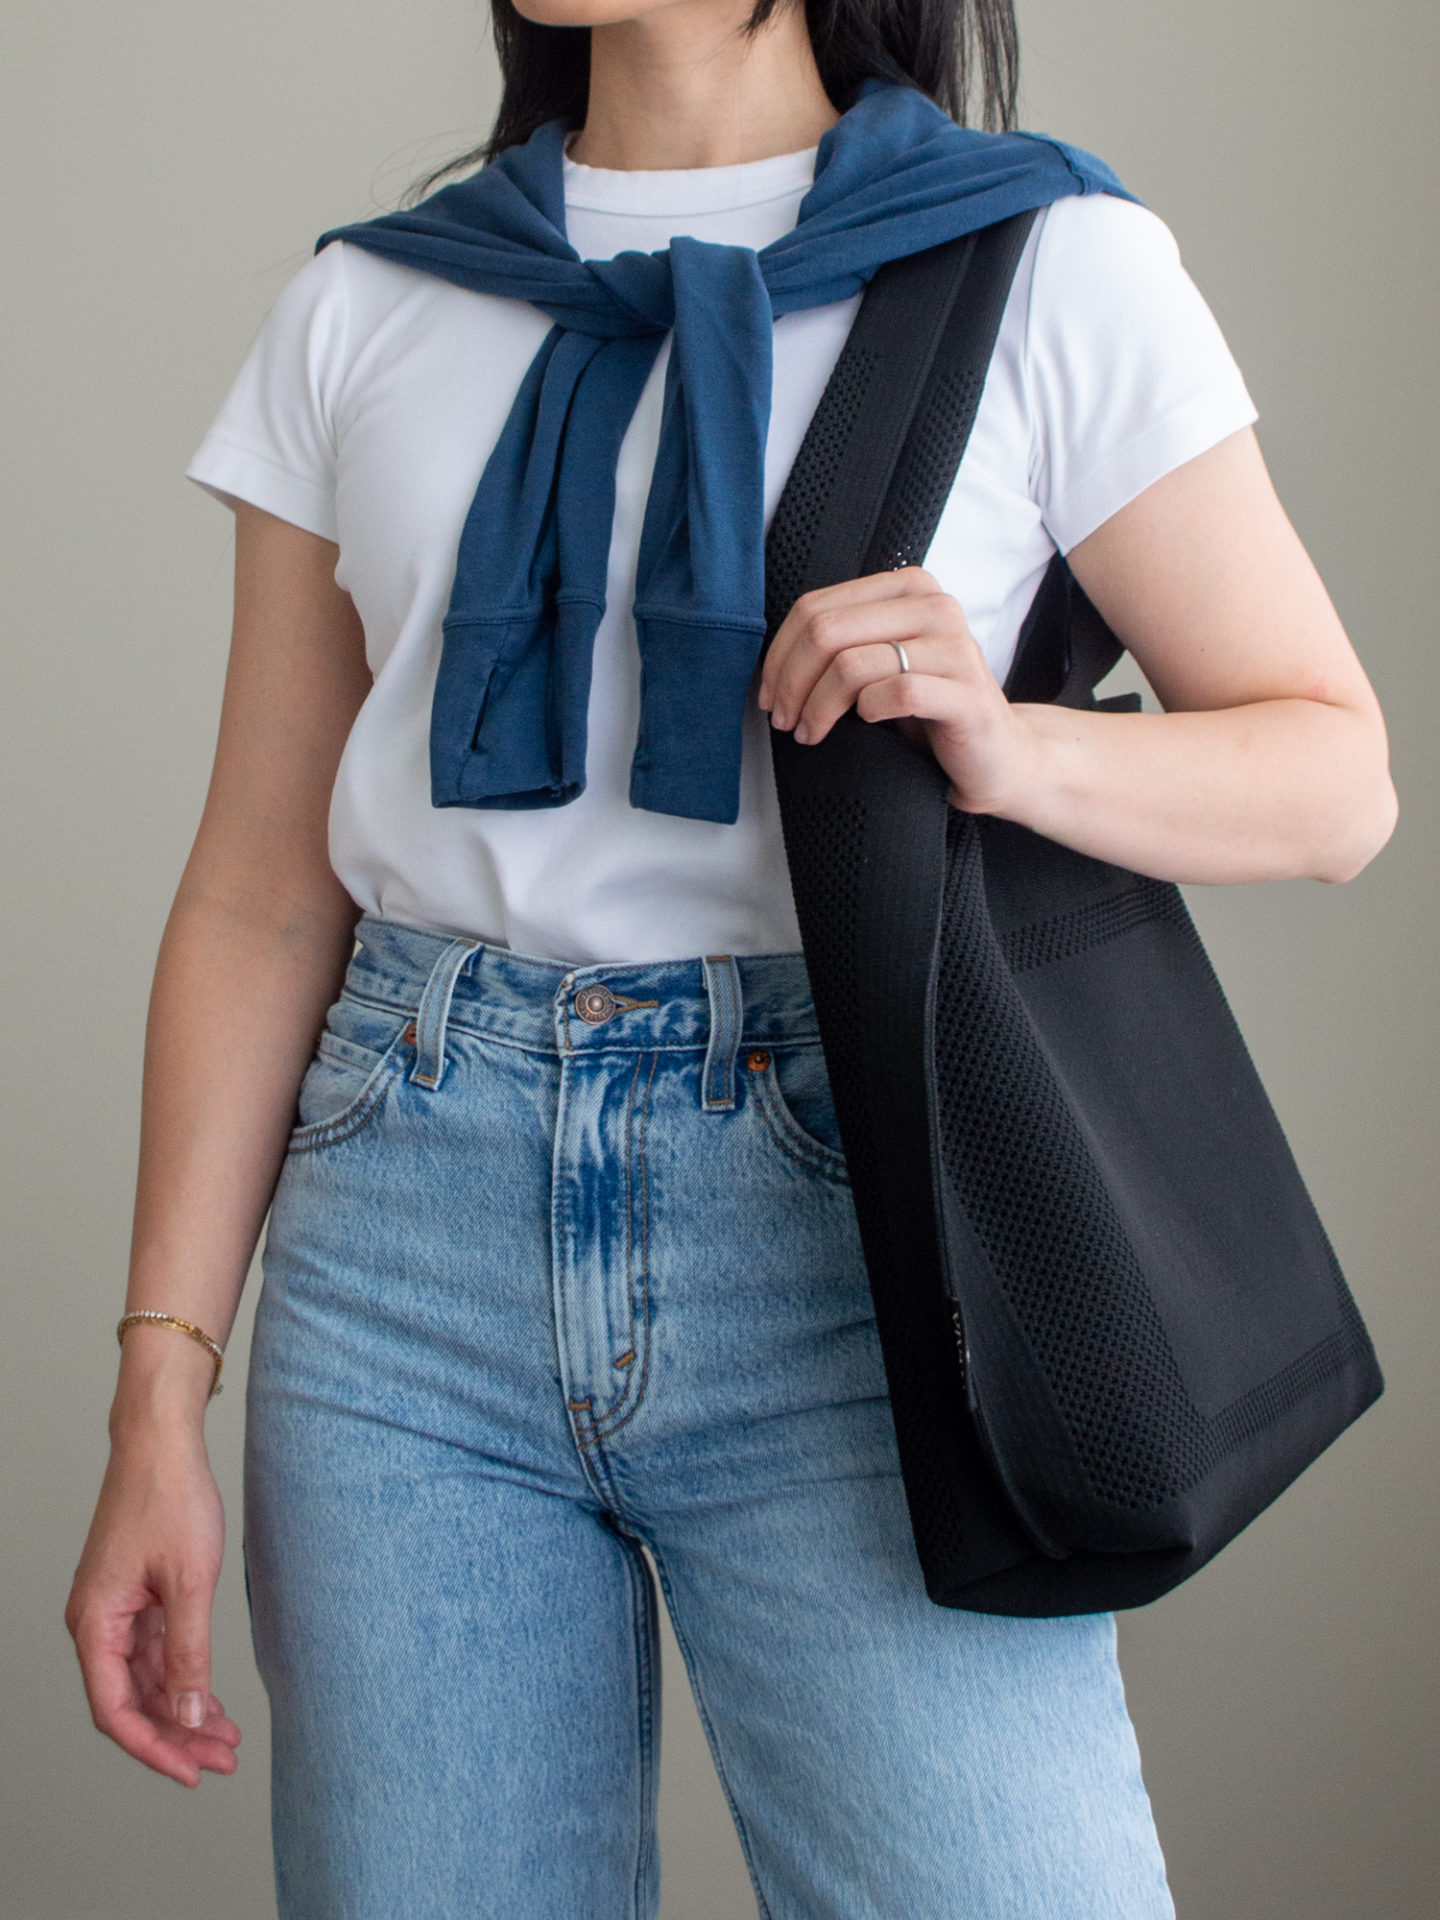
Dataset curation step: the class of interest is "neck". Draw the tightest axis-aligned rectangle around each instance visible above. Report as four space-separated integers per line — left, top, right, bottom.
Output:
567 0 840 170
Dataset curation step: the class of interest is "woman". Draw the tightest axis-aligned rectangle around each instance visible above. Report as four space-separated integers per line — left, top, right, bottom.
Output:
66 0 1396 1911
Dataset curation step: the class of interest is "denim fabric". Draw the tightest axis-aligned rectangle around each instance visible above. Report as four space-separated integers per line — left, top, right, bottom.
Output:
245 914 1174 1919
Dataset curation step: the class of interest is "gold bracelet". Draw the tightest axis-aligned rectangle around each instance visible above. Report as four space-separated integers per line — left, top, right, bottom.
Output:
116 1311 225 1398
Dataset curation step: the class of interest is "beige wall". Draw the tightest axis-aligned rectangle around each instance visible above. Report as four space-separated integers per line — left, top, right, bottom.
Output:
2 2 1435 1914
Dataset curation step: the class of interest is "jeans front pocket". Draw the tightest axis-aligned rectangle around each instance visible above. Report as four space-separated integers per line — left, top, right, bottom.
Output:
746 1042 851 1186
288 995 415 1153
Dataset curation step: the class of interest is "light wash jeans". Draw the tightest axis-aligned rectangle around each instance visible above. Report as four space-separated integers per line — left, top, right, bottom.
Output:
245 914 1173 1920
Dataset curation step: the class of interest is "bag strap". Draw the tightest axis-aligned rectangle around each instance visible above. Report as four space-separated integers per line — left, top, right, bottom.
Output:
764 214 1039 632
762 213 1049 1587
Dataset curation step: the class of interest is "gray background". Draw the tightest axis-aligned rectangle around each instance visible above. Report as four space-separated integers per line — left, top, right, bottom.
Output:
2 1 1436 1914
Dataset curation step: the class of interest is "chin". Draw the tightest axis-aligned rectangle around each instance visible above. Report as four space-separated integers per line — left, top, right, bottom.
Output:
512 0 680 26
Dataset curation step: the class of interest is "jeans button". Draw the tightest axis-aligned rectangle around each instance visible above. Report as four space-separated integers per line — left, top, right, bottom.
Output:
574 983 619 1025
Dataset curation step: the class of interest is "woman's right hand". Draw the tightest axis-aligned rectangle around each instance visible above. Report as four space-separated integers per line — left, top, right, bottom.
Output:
66 1338 242 1788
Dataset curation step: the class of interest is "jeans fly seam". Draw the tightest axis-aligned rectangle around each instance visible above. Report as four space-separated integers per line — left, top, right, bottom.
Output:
588 1050 658 1446
590 1052 642 1434
624 1049 639 1335
574 1053 641 1441
645 1544 778 1920
552 1053 592 1467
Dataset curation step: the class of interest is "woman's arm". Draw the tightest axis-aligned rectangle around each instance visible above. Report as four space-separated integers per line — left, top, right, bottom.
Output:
759 427 1398 885
66 501 371 1786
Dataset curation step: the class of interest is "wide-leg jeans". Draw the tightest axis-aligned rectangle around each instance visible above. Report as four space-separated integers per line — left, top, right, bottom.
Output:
245 914 1174 1919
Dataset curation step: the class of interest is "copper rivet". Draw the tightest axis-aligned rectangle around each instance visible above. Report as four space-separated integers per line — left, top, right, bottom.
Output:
747 1049 771 1072
402 1021 418 1044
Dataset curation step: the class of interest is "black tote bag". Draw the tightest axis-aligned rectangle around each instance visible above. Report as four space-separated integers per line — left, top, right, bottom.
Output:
762 213 1384 1616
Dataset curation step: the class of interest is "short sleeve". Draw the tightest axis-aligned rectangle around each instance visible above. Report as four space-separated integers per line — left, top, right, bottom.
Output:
1025 195 1258 555
185 241 351 542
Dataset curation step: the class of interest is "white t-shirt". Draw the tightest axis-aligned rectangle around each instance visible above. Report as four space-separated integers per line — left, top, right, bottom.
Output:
187 143 1256 964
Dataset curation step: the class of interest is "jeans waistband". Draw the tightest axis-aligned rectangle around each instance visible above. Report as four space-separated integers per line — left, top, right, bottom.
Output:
345 915 824 1102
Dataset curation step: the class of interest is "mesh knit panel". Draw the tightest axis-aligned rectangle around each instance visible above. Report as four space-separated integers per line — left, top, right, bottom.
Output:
937 817 1361 1511
999 878 1191 975
763 347 879 632
867 368 985 571
778 790 874 1161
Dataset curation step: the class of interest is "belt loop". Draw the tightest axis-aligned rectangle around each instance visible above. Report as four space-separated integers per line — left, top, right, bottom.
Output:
409 938 481 1090
700 955 743 1112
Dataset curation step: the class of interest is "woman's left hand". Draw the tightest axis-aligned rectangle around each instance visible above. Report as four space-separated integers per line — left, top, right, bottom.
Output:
757 566 1028 814
759 434 1397 887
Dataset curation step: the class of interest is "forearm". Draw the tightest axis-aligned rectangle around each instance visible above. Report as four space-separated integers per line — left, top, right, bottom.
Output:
988 695 1397 887
115 873 359 1436
70 506 370 1781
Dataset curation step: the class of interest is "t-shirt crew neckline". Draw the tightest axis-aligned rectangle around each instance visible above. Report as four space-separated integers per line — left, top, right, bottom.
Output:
561 139 821 215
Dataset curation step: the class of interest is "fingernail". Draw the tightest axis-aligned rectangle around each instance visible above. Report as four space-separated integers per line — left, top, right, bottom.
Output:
176 1692 205 1728
794 722 812 745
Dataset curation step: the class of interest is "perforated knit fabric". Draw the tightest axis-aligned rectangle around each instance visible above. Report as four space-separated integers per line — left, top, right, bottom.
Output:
933 820 1199 1506
763 347 879 634
775 790 874 1155
867 368 986 572
936 816 1363 1509
998 877 1191 975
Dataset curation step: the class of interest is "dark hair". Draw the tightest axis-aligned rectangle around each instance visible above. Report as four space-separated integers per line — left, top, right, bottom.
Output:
408 0 1018 200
